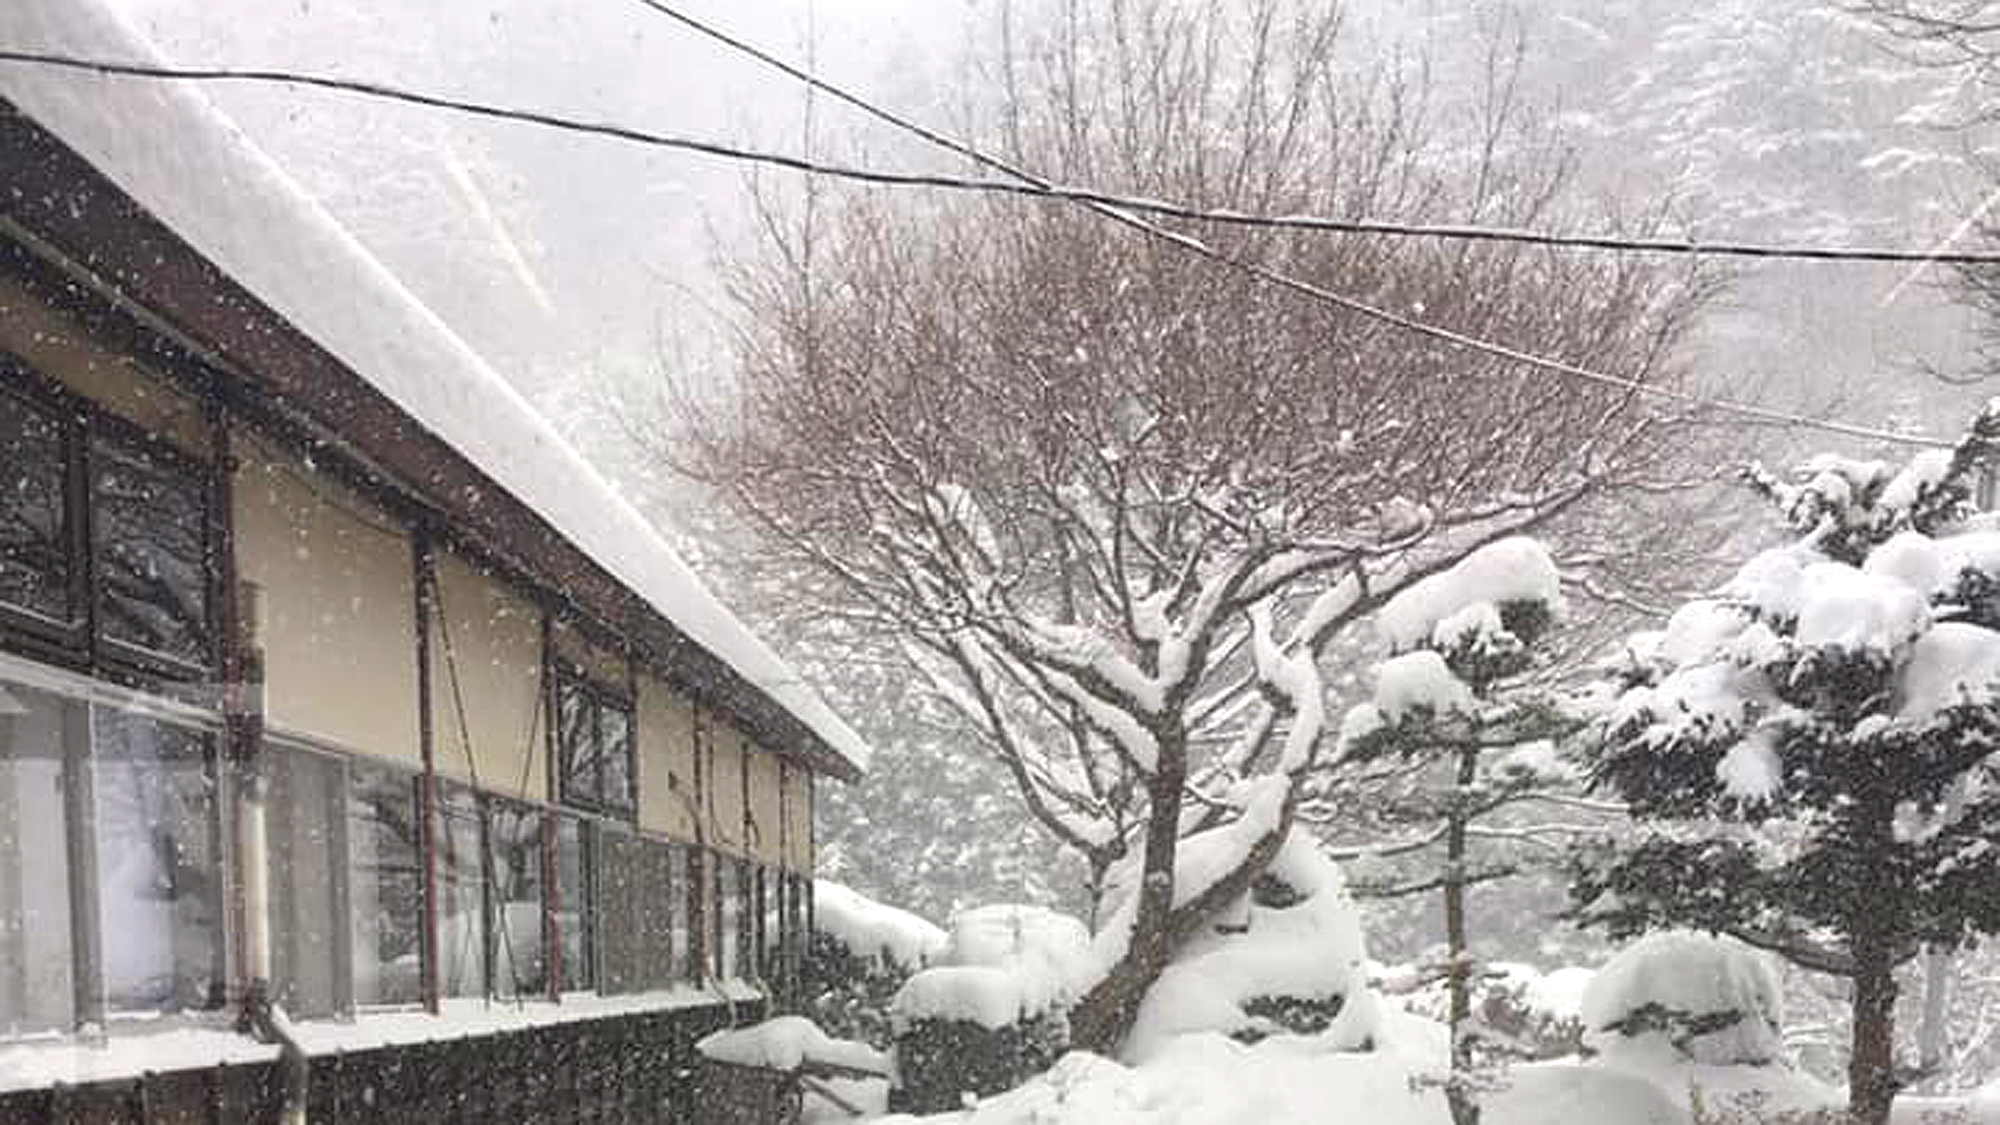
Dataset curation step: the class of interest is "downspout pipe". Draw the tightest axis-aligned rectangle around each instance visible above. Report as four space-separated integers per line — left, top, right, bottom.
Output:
228 580 309 1125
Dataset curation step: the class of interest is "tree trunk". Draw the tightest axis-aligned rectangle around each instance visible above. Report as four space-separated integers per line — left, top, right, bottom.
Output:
1847 796 1902 1125
1848 943 1899 1125
1068 743 1296 1054
1445 747 1481 1125
1068 747 1189 1054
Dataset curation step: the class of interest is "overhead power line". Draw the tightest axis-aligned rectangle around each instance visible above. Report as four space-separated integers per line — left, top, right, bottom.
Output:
0 45 1959 450
622 4 1960 451
4 46 2000 269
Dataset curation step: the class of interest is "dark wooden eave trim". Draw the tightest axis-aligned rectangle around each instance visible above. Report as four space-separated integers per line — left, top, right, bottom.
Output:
0 98 860 783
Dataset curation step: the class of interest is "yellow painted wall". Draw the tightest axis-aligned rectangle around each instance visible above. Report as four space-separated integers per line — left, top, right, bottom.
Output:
782 767 813 873
637 674 699 843
550 618 627 688
706 717 747 857
745 747 783 867
428 551 546 802
233 445 422 766
0 278 210 453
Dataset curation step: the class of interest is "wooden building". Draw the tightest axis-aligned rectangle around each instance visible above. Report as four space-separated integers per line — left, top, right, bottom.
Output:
0 3 868 1120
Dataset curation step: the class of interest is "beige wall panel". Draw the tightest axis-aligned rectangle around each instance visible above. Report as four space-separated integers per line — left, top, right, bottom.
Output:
783 767 813 873
706 718 747 857
429 552 546 802
637 675 700 842
0 279 210 453
550 619 627 688
745 747 783 867
233 446 422 765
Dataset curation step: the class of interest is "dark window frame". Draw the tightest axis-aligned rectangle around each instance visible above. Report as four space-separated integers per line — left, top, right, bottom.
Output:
0 361 218 690
551 658 637 817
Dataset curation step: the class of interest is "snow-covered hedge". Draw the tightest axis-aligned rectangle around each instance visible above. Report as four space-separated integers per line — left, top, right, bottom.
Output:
815 878 949 972
1124 833 1378 1062
1580 933 1784 1066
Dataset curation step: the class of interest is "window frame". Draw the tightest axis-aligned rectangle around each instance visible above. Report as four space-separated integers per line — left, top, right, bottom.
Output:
0 665 231 1036
551 658 637 818
0 362 218 691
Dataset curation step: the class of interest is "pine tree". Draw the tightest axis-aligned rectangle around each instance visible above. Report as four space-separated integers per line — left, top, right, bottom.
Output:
1571 405 2000 1125
1339 537 1583 1125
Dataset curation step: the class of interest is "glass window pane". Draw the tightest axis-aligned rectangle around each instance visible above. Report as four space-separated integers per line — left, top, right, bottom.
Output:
92 708 220 1015
554 817 592 992
488 802 545 998
0 683 75 1033
91 437 209 667
595 828 641 995
667 846 691 984
718 858 741 981
557 679 596 807
348 763 423 1007
600 705 632 812
267 747 340 1018
435 785 485 998
760 867 781 985
0 390 73 628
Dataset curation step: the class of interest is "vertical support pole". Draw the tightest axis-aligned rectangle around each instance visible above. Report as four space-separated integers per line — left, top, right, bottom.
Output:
413 529 442 1014
61 697 102 1033
329 756 355 1017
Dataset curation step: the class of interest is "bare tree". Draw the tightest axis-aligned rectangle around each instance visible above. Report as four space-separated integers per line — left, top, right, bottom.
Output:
668 0 1711 1053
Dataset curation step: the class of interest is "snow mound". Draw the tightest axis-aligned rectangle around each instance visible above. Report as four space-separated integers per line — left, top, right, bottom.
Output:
1124 834 1376 1063
1580 933 1783 1066
946 905 1090 974
1898 621 2000 723
891 966 1067 1032
1376 538 1564 653
815 880 949 973
889 905 1090 1033
697 1016 889 1075
1793 562 1929 655
1371 650 1476 720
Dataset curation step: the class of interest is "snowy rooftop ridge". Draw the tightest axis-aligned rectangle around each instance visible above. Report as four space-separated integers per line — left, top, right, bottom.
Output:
1 0 868 774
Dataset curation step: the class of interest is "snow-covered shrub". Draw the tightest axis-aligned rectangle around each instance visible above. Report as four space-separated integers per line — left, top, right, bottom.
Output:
1384 962 1592 1061
805 880 948 1047
1581 933 1784 1066
886 902 1088 1113
1122 833 1378 1062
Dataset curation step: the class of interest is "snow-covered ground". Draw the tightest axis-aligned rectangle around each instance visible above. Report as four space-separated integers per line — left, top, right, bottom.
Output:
806 1019 2000 1125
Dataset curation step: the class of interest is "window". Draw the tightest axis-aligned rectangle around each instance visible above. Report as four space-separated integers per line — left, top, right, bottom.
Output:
487 799 546 998
594 826 635 994
347 763 423 1007
90 435 210 670
435 783 486 999
759 866 782 987
715 857 749 981
0 682 76 1033
667 845 692 983
553 815 592 993
554 665 635 815
267 745 342 1019
0 377 215 680
0 386 76 633
92 707 222 1015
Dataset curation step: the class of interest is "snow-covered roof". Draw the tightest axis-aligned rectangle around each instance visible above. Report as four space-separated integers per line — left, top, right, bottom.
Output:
1 0 869 775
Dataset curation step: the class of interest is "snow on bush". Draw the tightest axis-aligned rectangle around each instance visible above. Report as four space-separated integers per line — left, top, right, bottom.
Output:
1375 537 1565 653
1579 933 1783 1066
890 903 1091 1032
1122 833 1378 1062
697 1015 889 1075
1370 650 1476 721
815 879 948 973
